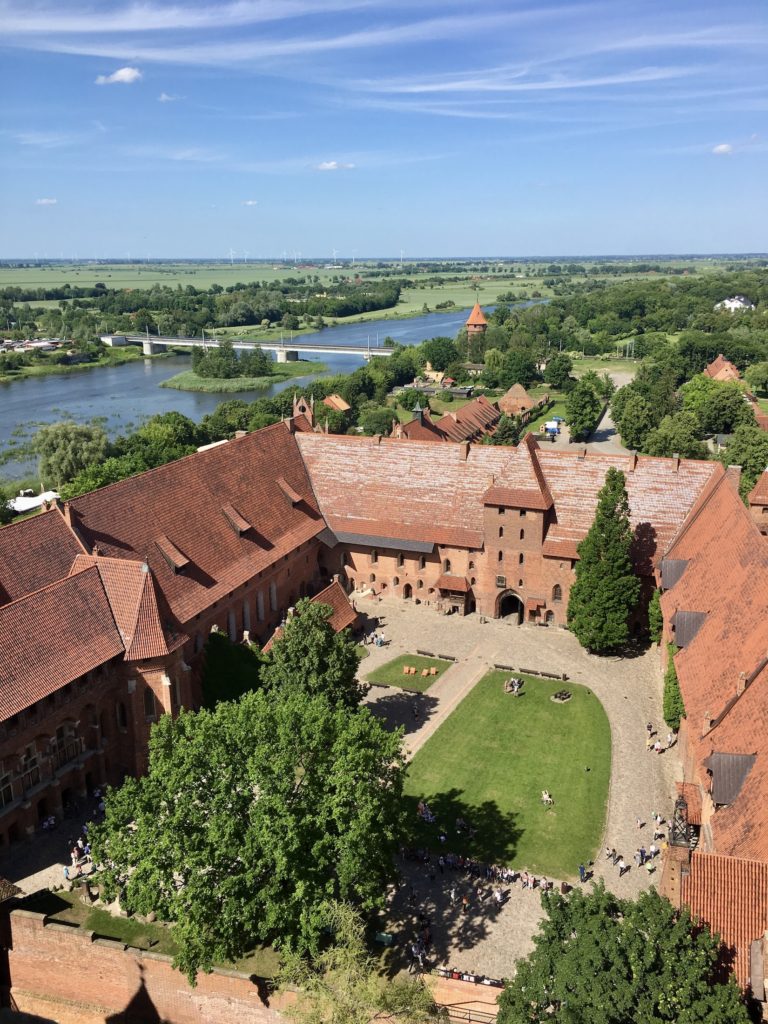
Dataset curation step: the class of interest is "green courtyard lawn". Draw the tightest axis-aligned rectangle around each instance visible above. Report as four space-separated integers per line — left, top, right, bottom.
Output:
404 671 611 879
366 654 453 692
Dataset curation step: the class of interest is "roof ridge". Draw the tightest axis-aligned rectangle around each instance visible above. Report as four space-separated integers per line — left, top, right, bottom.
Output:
663 463 727 560
2 561 102 608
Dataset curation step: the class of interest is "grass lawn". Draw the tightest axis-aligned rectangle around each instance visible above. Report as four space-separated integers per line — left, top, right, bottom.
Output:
159 362 324 392
404 671 611 879
366 654 453 692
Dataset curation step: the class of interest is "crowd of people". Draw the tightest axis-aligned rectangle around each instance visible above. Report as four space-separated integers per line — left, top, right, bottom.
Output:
61 789 105 881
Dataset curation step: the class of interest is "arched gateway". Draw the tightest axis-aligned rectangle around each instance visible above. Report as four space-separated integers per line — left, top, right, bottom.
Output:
496 590 524 624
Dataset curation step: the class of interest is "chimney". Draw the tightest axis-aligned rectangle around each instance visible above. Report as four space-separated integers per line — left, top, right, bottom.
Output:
284 416 295 434
702 711 712 734
577 447 587 460
737 671 747 697
628 450 638 472
374 433 383 445
672 453 680 472
234 430 247 439
460 441 470 461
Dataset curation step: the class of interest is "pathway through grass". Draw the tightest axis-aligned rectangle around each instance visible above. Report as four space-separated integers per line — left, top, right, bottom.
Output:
404 671 610 879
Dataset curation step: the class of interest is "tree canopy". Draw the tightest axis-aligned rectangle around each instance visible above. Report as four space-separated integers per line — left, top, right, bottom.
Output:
565 377 602 442
567 467 640 652
90 687 406 983
498 884 749 1024
680 376 754 436
262 598 363 708
32 420 108 488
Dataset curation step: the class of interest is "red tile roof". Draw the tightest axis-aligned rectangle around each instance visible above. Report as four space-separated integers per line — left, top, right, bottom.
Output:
0 565 124 718
0 507 85 607
295 434 512 550
466 302 488 327
497 384 536 416
483 433 554 511
435 574 471 593
71 555 187 661
322 394 351 413
262 579 357 653
748 469 768 506
703 355 741 381
681 852 768 987
396 408 447 442
434 395 499 442
68 424 324 625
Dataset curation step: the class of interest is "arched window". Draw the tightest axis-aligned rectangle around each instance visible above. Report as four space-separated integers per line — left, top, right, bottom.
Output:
520 528 525 540
470 577 476 585
443 558 451 573
418 555 426 571
518 553 525 565
393 576 400 586
143 688 156 721
417 580 424 589
546 610 555 624
469 560 475 570
498 527 504 538
498 551 503 563
552 584 562 602
370 549 378 564
397 553 404 568
116 702 128 731
369 573 376 583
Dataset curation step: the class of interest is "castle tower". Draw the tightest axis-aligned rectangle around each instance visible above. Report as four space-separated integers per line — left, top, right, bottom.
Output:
292 394 314 427
466 302 488 337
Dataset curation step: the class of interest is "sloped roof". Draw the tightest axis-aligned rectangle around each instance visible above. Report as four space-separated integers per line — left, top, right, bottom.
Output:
68 424 324 624
682 852 768 987
262 579 357 653
70 555 187 661
0 566 124 718
705 753 756 806
322 393 351 412
498 383 536 415
398 409 447 442
748 469 768 506
435 574 471 593
466 302 488 327
295 433 511 550
704 354 741 380
536 449 718 571
483 433 554 511
0 507 85 607
434 395 499 442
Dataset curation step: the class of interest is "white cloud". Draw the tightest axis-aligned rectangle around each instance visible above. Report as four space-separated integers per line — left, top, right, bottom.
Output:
315 160 355 171
712 142 733 155
242 199 259 206
158 91 177 102
35 197 58 205
95 66 142 85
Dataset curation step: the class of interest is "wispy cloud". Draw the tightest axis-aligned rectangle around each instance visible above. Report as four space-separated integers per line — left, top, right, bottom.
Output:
15 130 79 149
315 160 355 171
242 199 259 206
157 91 178 102
712 143 733 155
34 197 57 205
95 66 142 85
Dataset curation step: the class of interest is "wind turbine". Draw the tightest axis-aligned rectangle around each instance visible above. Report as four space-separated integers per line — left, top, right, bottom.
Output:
331 247 338 262
228 248 236 265
399 248 404 266
242 250 249 263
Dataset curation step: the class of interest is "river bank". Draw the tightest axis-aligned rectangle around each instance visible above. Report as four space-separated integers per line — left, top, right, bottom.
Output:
160 361 327 393
0 346 182 385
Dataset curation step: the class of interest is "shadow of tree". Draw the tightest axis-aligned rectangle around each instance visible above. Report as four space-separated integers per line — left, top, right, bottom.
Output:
365 689 440 737
402 788 523 866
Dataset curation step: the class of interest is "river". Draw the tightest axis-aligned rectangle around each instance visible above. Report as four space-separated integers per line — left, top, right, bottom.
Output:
0 305 511 480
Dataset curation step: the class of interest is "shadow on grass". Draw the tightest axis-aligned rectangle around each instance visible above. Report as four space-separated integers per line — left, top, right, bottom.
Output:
366 688 440 737
402 788 523 866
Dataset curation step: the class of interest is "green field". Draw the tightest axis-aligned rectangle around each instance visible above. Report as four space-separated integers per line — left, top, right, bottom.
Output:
160 361 325 392
404 670 611 878
366 654 453 691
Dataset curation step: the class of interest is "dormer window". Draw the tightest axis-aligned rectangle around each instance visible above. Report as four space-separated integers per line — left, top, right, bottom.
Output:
155 535 189 574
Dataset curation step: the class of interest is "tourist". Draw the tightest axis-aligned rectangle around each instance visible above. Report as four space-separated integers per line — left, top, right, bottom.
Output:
578 863 586 882
450 886 457 905
639 846 646 865
493 888 504 906
636 816 643 829
617 858 628 877
461 893 470 914
649 843 659 859
438 854 445 874
646 721 653 737
666 732 675 749
654 740 662 755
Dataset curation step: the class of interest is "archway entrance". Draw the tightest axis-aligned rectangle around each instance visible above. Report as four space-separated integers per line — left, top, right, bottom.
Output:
497 591 524 624
403 583 413 600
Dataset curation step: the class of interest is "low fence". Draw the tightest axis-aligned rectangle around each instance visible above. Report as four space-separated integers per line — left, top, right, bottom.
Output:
493 663 568 681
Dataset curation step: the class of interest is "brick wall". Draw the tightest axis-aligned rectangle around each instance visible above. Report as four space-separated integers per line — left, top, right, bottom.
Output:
7 909 295 1024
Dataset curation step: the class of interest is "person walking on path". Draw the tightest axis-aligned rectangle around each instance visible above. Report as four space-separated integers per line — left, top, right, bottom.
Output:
618 857 628 877
461 893 470 914
578 864 587 882
450 886 457 905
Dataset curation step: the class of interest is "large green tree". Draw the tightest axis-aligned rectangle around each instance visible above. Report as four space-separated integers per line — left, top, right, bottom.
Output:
498 884 749 1024
643 412 707 460
719 423 768 498
32 420 108 488
565 377 602 442
567 467 640 652
280 902 440 1024
616 392 656 450
543 353 573 390
262 598 363 708
90 688 406 983
681 375 754 435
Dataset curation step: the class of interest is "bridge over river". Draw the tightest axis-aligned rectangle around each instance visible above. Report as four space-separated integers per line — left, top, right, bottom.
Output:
126 334 393 362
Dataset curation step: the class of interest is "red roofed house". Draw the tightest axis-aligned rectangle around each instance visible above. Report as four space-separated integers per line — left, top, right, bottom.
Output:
704 354 741 382
749 469 768 534
497 384 549 425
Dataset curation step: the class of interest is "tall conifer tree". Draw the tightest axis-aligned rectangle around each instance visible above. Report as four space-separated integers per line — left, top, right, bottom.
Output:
567 467 640 652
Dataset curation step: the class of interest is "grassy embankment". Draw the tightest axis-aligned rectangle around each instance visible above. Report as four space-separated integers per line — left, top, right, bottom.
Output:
0 346 177 385
160 360 326 393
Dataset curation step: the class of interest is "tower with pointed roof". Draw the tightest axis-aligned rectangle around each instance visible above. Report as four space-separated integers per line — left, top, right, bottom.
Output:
466 301 488 338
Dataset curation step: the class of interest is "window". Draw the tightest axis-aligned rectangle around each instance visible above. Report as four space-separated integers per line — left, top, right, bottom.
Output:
0 774 13 808
369 573 376 583
469 560 475 570
243 599 251 632
116 702 128 730
519 529 525 540
370 549 378 564
257 592 265 622
470 577 476 585
418 555 426 571
144 688 156 721
518 579 524 587
520 510 527 518
498 551 503 562
519 553 525 565
194 633 204 653
546 611 555 624
397 553 404 568
269 582 278 612
393 576 400 586
417 580 424 589
228 610 237 641
443 558 451 573
498 527 504 538
498 507 505 515
552 584 562 602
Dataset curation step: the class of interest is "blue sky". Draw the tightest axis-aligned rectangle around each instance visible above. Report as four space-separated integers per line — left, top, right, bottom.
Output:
1 0 766 258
